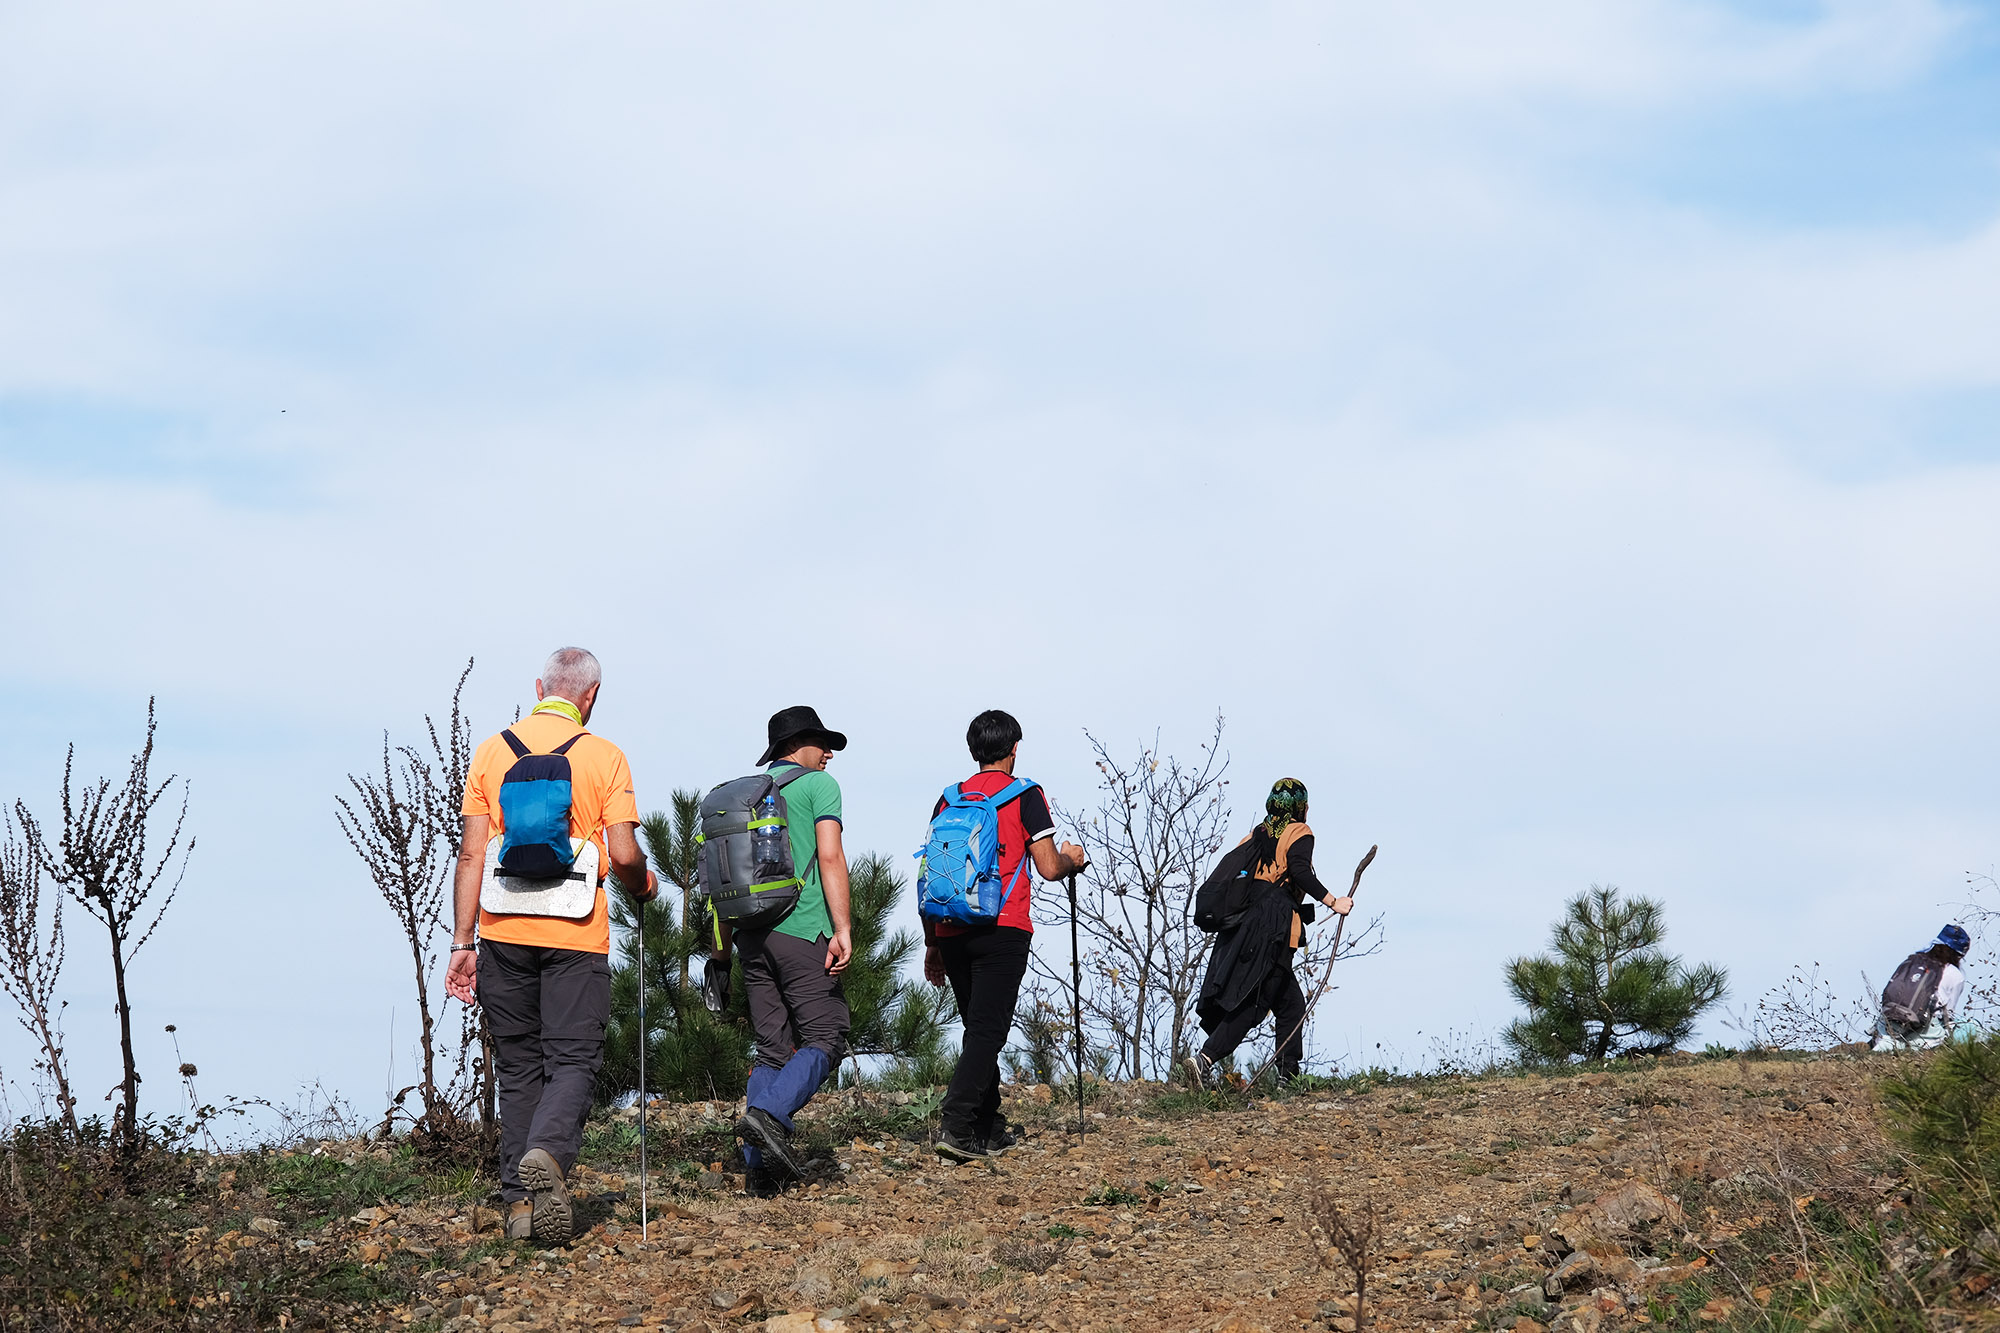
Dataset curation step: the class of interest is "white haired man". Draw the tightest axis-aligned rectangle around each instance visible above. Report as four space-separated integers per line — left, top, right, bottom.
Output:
445 647 655 1245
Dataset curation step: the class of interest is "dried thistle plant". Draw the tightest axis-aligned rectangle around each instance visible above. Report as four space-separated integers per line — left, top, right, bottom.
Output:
16 699 192 1159
0 811 77 1138
335 659 490 1153
1308 1181 1378 1330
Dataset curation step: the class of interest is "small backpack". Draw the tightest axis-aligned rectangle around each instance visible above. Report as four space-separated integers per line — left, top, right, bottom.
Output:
916 777 1037 925
1192 841 1260 933
495 730 585 880
696 767 818 933
1882 952 1945 1027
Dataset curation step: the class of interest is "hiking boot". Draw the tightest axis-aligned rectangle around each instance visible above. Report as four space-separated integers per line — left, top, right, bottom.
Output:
516 1148 573 1246
734 1107 804 1179
1184 1051 1216 1090
981 1120 1019 1156
934 1128 984 1164
745 1164 783 1199
505 1200 534 1241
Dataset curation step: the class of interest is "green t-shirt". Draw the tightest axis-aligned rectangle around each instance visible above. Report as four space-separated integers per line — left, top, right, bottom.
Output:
768 762 841 943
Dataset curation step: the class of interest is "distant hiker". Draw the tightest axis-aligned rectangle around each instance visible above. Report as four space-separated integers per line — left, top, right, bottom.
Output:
1186 778 1351 1087
445 647 655 1245
703 706 854 1195
1869 924 1971 1053
917 710 1088 1163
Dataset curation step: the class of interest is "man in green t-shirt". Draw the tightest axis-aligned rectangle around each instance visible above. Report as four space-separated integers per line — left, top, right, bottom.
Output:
729 706 854 1190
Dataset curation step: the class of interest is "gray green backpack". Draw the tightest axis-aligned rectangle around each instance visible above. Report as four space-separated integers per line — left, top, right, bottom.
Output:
696 766 817 944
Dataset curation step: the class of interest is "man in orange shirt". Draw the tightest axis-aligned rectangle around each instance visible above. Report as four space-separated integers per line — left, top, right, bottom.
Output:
445 647 655 1245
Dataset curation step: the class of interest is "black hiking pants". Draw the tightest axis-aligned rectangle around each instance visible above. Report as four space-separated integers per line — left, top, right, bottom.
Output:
936 924 1032 1143
478 940 610 1203
1200 950 1307 1079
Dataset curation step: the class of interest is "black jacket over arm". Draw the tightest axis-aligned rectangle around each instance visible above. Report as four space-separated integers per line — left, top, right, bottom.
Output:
1196 878 1294 1024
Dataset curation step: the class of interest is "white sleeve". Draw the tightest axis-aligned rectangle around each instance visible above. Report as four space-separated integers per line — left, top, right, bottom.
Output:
1937 965 1967 1018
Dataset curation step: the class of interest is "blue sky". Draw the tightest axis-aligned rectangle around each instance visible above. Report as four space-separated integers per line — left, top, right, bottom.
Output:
2 0 1998 1117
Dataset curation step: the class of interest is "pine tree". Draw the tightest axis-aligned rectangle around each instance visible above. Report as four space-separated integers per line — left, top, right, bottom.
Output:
597 804 957 1104
840 852 957 1087
1502 884 1727 1063
1878 1033 2000 1241
597 793 750 1104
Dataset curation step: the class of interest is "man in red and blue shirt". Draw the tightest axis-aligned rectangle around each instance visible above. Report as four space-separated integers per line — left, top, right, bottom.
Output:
926 709 1087 1161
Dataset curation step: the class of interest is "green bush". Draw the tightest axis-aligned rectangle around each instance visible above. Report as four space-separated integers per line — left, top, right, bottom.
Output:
1879 1033 2000 1251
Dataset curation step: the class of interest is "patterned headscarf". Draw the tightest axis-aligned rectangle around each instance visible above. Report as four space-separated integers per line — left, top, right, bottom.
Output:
1261 778 1309 840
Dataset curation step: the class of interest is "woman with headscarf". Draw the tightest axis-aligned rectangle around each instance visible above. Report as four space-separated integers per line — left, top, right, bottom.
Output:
1186 778 1352 1087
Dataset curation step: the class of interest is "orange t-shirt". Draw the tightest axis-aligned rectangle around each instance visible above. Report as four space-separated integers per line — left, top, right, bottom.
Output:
461 712 638 954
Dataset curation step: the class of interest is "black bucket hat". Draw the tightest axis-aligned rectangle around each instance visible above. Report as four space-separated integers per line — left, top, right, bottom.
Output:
757 705 849 766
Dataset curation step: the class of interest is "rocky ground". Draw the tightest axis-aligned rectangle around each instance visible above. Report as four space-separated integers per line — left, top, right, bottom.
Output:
285 1055 1905 1333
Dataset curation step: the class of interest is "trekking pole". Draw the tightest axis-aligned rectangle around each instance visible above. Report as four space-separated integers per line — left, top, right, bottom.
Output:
1250 845 1377 1090
637 904 649 1244
1068 871 1086 1142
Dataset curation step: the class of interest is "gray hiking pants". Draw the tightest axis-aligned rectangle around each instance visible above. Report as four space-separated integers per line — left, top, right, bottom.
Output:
479 940 610 1203
738 926 851 1072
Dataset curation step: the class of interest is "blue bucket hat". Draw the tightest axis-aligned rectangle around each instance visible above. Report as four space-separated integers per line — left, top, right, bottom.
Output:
1936 924 1971 956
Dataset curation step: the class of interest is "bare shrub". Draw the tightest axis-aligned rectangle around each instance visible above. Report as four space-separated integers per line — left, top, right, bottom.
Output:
1034 715 1382 1083
334 660 491 1153
1952 872 2000 1031
1741 962 1877 1051
15 699 192 1158
1308 1182 1378 1330
1034 716 1233 1081
0 813 76 1137
1003 976 1084 1086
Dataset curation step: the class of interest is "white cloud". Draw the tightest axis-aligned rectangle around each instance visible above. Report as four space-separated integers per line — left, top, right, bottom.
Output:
1 0 1996 1105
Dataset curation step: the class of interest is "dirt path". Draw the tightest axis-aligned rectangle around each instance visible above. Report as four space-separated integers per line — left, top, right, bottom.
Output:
381 1057 1883 1333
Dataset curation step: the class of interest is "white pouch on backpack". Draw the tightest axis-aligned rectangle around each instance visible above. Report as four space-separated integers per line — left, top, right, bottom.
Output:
478 832 601 920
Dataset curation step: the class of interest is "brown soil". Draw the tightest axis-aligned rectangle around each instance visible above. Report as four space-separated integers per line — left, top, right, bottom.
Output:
355 1056 1890 1333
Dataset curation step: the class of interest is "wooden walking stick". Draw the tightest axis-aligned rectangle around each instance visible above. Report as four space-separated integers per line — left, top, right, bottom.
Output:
1250 844 1377 1089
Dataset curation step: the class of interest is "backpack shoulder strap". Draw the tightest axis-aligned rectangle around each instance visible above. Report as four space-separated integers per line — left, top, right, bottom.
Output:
995 781 1043 905
501 729 530 758
768 764 824 882
552 732 587 756
990 777 1036 807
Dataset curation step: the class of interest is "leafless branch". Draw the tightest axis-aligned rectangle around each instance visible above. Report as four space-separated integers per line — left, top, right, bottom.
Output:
1031 715 1231 1081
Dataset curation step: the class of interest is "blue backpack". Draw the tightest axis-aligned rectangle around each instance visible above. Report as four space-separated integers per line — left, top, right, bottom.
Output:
496 730 584 880
916 777 1037 924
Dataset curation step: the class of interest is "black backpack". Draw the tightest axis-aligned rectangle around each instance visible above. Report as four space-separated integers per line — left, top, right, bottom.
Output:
1192 841 1261 933
1881 952 1945 1027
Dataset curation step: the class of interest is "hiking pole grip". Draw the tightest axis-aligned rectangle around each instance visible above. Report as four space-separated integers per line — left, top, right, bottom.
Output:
1068 871 1085 1142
